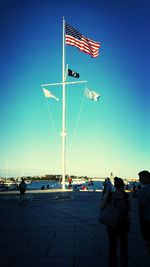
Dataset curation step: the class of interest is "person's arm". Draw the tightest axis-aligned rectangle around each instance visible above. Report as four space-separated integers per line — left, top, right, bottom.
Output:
100 192 110 210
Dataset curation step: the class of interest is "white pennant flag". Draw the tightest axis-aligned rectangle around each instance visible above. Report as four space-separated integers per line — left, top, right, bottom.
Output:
85 88 100 101
43 88 59 101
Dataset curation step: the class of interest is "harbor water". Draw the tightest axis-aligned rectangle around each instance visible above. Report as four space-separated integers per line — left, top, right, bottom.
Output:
26 180 104 191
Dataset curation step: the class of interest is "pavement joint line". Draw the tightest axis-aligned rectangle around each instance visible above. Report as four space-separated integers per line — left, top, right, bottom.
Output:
57 209 100 232
45 246 51 257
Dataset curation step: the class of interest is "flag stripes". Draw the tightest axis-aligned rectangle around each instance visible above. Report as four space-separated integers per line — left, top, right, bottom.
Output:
65 23 100 58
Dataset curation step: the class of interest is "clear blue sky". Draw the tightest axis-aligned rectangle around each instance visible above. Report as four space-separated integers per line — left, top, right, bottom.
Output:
0 0 150 178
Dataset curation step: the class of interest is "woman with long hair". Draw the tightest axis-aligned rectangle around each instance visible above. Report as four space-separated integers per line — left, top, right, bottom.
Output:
100 177 130 267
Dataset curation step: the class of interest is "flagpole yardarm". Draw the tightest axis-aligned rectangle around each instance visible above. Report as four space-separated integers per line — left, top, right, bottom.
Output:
41 80 87 87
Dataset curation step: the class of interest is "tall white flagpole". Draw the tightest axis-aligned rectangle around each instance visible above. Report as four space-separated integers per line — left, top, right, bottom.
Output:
41 19 87 189
62 17 66 190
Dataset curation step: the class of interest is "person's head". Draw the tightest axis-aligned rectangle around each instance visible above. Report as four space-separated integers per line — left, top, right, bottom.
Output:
21 178 25 183
138 170 150 185
114 177 125 190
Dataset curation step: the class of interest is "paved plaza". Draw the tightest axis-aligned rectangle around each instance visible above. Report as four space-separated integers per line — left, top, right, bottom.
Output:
0 190 150 267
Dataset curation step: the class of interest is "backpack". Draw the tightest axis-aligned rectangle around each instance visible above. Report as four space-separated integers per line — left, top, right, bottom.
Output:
99 192 129 226
112 192 129 222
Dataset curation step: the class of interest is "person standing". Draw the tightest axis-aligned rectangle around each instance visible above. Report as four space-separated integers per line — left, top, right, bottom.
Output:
100 177 130 267
102 178 107 197
106 177 112 193
19 178 27 204
88 178 93 187
68 177 72 189
138 170 150 255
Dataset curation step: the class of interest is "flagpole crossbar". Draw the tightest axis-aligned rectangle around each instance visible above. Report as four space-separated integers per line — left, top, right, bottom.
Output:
41 80 87 87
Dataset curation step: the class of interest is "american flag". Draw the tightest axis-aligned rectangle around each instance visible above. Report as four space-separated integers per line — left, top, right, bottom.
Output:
65 23 100 58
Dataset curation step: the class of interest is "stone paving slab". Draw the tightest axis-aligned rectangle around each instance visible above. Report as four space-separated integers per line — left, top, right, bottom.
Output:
0 246 48 257
12 257 73 267
75 256 107 267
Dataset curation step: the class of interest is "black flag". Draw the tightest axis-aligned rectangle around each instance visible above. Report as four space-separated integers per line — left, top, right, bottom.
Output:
68 69 80 78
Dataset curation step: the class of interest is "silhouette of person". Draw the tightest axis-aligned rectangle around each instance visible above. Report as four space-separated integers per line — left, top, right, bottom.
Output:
102 178 107 197
106 177 112 193
68 177 72 189
100 177 130 267
19 178 27 204
88 178 93 187
138 170 150 255
47 184 49 189
88 178 94 191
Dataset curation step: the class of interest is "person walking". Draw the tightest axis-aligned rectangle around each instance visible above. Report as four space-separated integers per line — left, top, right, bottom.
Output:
138 170 150 255
19 178 27 204
100 177 130 267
